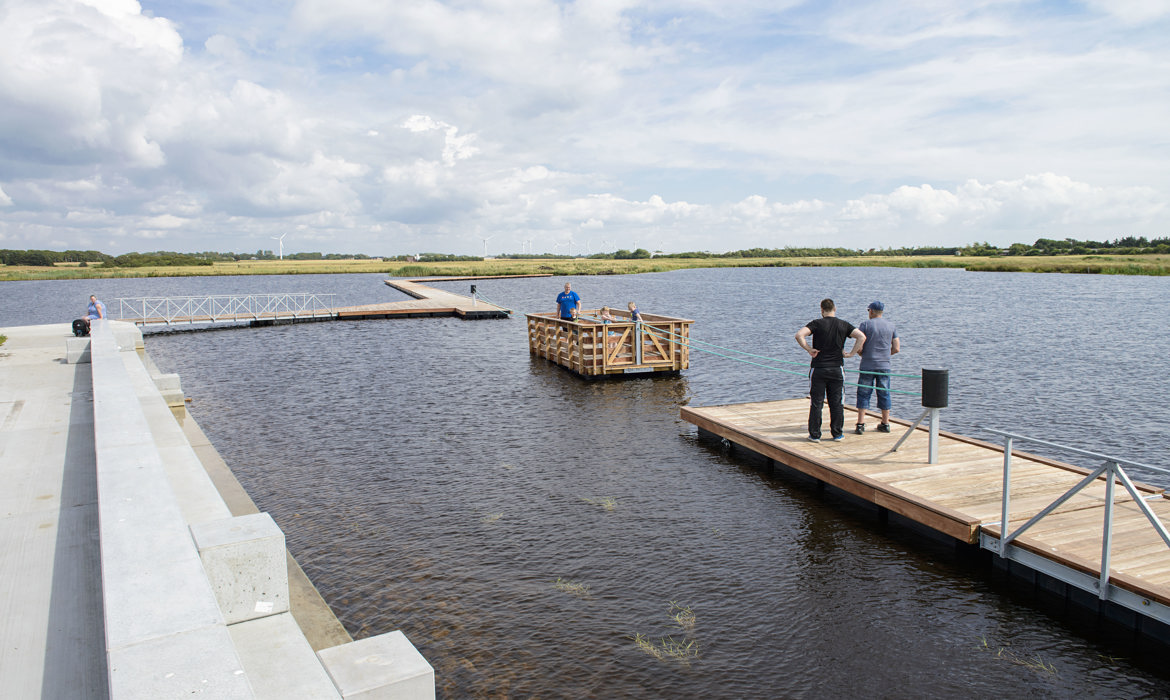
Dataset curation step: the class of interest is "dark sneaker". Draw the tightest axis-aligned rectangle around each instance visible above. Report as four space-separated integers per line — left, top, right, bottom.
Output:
854 423 865 435
877 423 891 433
832 434 845 441
807 436 820 443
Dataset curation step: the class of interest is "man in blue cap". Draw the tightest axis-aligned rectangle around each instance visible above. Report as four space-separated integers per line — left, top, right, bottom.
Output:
854 301 900 434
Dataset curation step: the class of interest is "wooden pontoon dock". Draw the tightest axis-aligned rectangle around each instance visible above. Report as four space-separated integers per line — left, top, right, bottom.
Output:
682 398 1170 630
115 276 536 326
526 309 692 377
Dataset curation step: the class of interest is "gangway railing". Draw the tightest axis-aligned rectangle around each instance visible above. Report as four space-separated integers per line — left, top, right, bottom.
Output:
981 428 1170 623
116 293 337 326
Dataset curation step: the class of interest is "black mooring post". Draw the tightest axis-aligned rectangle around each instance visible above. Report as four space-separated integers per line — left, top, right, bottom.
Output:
922 369 948 463
470 284 477 294
922 369 949 408
893 368 951 462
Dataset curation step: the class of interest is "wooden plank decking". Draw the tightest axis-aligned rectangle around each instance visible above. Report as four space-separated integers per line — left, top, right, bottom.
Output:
681 398 1170 608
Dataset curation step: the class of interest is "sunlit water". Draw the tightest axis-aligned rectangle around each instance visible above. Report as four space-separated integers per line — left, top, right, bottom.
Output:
4 268 1169 698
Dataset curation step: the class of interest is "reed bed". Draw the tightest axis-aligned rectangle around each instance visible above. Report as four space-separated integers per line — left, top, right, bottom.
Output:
3 253 1168 281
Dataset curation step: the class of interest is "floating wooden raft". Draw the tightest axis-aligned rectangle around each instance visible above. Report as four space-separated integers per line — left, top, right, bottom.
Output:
525 309 692 377
681 398 1170 613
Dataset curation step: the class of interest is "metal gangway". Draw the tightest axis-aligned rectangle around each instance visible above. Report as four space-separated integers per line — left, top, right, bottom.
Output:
116 293 337 326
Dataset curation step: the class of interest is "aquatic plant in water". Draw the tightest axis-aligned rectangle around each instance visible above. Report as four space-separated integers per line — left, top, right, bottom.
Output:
632 601 700 666
553 577 592 599
977 637 1058 676
580 496 617 511
669 601 695 631
632 634 700 667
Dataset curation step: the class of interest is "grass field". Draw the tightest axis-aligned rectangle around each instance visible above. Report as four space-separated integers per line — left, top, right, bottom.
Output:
2 253 1168 282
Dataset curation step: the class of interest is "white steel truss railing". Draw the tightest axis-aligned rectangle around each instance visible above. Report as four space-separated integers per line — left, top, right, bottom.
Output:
981 428 1170 623
116 294 337 325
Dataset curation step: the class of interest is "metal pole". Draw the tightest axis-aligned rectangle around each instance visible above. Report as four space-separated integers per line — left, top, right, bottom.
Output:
999 436 1013 554
928 408 940 464
891 407 930 452
1099 461 1117 600
635 322 644 365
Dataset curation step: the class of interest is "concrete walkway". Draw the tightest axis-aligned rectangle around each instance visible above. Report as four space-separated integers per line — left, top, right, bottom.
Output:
0 323 107 697
1 322 434 698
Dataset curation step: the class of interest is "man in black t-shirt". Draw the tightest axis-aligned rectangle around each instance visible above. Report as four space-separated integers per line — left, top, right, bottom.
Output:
795 298 866 442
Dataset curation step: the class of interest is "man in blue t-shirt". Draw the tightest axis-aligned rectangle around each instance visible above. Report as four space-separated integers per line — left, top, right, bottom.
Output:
795 298 866 442
555 282 580 321
854 301 900 434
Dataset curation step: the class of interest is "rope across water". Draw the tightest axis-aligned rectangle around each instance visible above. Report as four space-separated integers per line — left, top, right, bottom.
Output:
640 323 923 396
465 284 921 396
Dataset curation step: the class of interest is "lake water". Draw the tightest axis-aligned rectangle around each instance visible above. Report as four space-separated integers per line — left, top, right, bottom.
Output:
3 268 1169 698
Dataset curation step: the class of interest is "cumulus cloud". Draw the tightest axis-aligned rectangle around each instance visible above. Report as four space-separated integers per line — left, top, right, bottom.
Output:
0 0 1167 254
0 0 180 167
839 175 1165 238
402 115 480 166
290 0 651 95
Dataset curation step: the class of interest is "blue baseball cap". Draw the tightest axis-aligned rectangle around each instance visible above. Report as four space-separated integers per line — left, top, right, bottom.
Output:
868 301 884 311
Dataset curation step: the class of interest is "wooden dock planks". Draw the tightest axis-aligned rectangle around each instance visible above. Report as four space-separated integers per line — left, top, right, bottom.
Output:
120 278 515 325
681 397 1170 607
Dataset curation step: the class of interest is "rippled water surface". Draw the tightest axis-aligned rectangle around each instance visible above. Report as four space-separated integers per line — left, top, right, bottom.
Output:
4 268 1169 698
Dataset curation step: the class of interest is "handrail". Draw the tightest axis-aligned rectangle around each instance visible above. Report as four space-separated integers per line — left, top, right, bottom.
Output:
116 294 337 325
984 427 1170 601
981 427 1170 475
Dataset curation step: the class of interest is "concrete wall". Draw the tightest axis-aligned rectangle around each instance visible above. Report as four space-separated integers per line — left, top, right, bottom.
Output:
87 320 434 699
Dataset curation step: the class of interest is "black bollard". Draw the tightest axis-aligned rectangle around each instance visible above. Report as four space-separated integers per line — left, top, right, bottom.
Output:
470 284 477 294
922 369 949 408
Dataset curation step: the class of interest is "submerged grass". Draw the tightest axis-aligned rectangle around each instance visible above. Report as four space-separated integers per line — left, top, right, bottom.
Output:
581 496 617 512
669 601 696 631
632 634 700 667
553 577 592 599
977 637 1058 676
631 601 700 666
4 253 1169 281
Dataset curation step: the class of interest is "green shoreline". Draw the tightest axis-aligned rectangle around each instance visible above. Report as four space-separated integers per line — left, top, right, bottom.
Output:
2 253 1168 281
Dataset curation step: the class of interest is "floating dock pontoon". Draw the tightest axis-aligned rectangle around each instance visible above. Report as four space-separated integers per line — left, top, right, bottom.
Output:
525 309 693 377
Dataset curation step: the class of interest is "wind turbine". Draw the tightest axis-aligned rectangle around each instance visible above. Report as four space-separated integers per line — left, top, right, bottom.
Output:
271 233 287 260
479 235 495 259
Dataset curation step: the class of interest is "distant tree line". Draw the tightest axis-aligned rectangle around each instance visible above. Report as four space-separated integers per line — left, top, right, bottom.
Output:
1 249 114 266
999 236 1170 256
3 236 1168 268
1 249 384 267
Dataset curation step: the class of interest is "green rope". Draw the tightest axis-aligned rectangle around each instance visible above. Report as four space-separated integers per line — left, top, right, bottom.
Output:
645 325 917 381
471 291 512 314
642 324 923 396
474 286 919 393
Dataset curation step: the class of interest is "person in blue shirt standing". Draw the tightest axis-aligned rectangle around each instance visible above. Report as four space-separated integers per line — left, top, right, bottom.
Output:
556 282 580 321
854 301 900 434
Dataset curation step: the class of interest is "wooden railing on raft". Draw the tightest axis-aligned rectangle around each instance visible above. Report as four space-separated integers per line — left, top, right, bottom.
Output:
525 310 692 377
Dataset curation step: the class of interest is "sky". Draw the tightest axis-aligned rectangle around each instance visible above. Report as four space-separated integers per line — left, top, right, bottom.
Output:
0 0 1168 257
